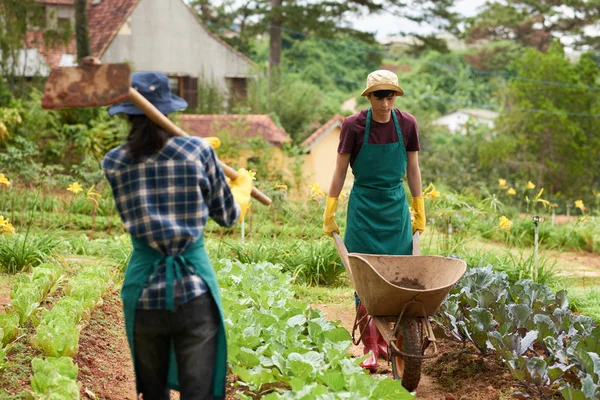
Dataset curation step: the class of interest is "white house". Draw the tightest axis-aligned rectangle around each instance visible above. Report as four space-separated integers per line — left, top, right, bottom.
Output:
433 108 499 135
24 0 254 106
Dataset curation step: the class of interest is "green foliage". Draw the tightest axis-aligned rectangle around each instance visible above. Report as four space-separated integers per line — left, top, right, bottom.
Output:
211 237 344 286
30 357 80 399
244 70 327 141
216 259 414 399
0 231 60 274
0 0 73 95
488 43 600 198
436 265 600 398
465 0 600 51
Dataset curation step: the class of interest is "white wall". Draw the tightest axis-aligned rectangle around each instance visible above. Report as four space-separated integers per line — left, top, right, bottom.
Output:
101 0 253 91
434 111 495 135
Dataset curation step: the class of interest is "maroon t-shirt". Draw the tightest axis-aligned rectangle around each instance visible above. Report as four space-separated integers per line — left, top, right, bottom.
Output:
338 108 420 166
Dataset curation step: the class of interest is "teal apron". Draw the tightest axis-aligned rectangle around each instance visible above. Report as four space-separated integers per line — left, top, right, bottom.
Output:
345 108 412 255
121 236 227 399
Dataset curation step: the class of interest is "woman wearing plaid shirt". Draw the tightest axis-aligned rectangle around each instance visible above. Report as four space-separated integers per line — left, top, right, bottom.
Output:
102 72 251 400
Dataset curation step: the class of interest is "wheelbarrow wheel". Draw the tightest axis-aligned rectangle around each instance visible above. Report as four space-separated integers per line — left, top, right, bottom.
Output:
391 317 422 392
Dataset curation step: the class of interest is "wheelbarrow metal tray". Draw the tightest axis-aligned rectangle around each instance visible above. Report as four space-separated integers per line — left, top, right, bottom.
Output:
348 254 466 317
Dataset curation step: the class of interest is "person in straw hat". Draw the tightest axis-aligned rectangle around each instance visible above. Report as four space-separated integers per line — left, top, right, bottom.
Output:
323 69 425 371
102 71 252 399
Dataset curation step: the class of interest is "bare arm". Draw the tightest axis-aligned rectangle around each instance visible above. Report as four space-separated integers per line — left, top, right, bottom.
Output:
328 153 351 198
406 151 422 197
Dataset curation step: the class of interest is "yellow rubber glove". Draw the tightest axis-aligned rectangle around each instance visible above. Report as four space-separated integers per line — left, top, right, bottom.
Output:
229 168 252 222
323 196 340 236
205 137 221 149
412 196 426 234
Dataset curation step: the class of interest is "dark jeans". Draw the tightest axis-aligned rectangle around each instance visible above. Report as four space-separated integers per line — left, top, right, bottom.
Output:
134 293 220 400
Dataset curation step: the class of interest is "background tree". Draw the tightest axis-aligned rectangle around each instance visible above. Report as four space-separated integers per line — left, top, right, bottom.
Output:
464 0 600 52
75 0 91 61
0 0 72 94
480 41 600 197
192 0 459 56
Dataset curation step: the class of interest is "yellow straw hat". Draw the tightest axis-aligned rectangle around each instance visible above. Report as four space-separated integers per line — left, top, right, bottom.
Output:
361 69 404 97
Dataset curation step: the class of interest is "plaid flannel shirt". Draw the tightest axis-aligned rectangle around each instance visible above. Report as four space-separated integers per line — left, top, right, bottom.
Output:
102 136 239 310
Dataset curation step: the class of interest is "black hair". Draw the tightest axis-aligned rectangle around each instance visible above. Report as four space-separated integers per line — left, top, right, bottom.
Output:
372 90 396 99
126 115 170 160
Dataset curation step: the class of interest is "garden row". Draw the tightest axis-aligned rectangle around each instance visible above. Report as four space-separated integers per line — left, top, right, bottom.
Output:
435 265 600 399
0 259 114 398
216 259 414 399
2 180 600 256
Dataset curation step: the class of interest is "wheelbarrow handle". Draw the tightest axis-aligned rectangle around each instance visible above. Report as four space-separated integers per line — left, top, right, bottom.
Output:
332 232 352 281
412 231 420 256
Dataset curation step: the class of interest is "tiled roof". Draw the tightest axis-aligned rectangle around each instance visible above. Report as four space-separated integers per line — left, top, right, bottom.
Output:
28 0 139 68
301 114 344 150
29 0 254 70
179 114 291 146
87 0 139 57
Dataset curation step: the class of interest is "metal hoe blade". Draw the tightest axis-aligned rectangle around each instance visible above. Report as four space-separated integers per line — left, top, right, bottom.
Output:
41 63 132 110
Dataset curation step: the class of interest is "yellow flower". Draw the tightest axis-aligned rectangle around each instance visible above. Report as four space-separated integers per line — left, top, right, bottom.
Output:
534 188 544 200
67 182 83 194
507 188 516 195
526 181 536 189
536 199 550 208
498 216 512 233
0 173 10 188
0 216 15 235
498 179 507 189
423 183 441 202
86 185 102 207
308 183 324 200
593 190 600 197
2 221 15 234
0 122 10 142
273 184 288 191
248 170 257 181
574 200 586 212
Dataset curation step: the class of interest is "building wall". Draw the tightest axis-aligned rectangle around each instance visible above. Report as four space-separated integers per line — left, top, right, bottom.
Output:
433 111 495 135
101 0 252 91
304 126 354 193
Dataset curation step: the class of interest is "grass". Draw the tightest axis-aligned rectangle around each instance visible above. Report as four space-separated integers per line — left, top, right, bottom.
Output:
293 282 354 304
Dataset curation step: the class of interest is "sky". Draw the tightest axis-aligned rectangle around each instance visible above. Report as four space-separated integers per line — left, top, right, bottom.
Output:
201 0 490 40
348 0 489 40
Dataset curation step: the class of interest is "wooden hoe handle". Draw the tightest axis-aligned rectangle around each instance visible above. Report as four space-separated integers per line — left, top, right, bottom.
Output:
128 88 272 206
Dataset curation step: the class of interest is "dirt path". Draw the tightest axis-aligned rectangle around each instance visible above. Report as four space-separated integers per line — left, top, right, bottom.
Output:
313 303 452 399
313 303 516 400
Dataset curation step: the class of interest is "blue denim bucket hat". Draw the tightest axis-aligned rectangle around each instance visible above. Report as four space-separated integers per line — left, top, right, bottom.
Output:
108 71 188 116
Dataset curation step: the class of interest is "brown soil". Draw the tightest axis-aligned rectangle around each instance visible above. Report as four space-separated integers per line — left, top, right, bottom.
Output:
74 290 240 400
74 289 137 400
391 278 426 290
314 303 514 399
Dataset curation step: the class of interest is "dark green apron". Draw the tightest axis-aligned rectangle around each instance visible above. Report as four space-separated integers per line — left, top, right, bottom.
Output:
345 108 412 255
121 236 227 399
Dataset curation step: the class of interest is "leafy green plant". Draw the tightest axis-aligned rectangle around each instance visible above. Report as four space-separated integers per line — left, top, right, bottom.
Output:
0 231 60 273
30 356 80 399
216 259 414 399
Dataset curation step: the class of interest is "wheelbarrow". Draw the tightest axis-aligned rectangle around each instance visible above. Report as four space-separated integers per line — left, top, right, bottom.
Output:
332 232 466 392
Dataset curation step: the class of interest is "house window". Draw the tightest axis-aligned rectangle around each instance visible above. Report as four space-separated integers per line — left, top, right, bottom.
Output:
169 76 198 110
169 76 182 97
226 77 247 100
57 17 71 30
